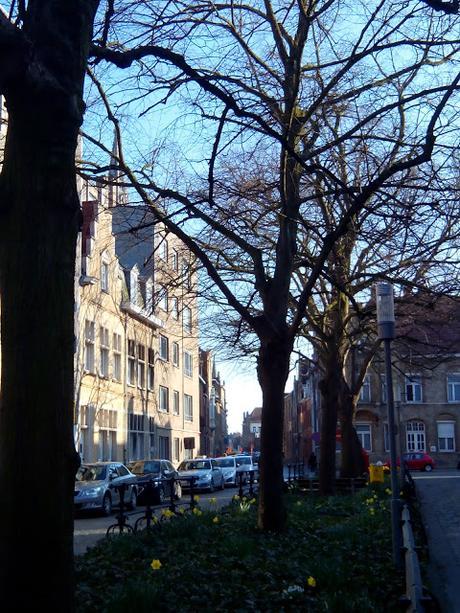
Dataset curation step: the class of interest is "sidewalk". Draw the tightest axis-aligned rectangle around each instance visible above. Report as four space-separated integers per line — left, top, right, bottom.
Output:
414 471 460 612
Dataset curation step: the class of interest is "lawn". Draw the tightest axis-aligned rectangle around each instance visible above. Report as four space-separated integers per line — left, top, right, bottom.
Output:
75 484 405 612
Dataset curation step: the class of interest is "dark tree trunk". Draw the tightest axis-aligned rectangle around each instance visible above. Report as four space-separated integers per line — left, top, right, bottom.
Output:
257 336 291 532
0 3 98 609
339 395 366 478
318 370 340 495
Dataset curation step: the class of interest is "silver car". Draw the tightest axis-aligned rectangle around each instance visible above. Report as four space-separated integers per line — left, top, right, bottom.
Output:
74 462 138 516
178 459 224 492
215 456 238 487
235 454 258 483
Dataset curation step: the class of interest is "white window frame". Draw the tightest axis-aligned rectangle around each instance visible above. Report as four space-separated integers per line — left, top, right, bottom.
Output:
405 375 422 403
137 344 145 389
183 307 192 334
147 348 154 391
359 375 371 403
84 320 95 373
100 257 109 293
447 374 460 402
127 339 136 386
170 297 179 320
437 421 455 452
171 249 178 271
173 390 180 415
159 334 169 361
159 386 169 413
99 326 110 378
184 394 193 422
172 342 179 367
113 332 122 381
355 423 372 452
158 285 168 312
406 421 425 452
184 351 193 377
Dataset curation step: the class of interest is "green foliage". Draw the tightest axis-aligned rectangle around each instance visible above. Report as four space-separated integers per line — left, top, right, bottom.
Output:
76 488 404 612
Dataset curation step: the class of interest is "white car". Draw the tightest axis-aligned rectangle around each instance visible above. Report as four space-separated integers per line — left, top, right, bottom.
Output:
215 456 238 487
235 455 258 483
177 459 225 492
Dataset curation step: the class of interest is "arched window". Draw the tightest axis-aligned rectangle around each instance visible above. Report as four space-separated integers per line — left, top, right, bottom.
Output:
406 421 425 452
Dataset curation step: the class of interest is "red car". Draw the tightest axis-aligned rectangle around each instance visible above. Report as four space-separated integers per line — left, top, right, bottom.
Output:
385 452 435 472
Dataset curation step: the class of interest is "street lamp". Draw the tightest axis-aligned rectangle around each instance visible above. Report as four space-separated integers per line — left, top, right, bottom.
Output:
376 282 402 568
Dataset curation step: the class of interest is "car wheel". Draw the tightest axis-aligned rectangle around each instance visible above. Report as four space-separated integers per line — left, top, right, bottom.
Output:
128 489 137 510
102 493 112 516
174 482 182 500
424 464 433 472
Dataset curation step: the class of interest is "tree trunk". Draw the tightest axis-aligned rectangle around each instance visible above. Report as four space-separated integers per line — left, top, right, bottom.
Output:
318 371 340 495
257 336 291 532
339 395 366 478
0 3 98 609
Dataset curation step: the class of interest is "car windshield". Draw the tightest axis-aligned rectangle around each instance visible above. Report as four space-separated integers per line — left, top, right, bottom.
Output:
76 465 107 481
215 458 235 468
178 460 211 471
129 461 160 475
236 457 251 466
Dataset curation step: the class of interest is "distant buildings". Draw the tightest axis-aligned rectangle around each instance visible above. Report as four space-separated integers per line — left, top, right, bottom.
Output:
242 407 262 452
199 350 228 457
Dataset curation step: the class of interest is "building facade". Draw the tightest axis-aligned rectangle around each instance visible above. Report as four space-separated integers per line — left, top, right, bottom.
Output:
199 350 228 457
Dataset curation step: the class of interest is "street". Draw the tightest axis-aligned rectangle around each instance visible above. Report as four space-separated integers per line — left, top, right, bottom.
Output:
74 487 236 556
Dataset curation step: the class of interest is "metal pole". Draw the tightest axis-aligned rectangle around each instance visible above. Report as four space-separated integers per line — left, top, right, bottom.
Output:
384 338 402 568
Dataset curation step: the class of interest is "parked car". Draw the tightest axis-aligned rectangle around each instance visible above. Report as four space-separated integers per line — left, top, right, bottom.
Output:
235 454 258 482
127 459 182 505
177 459 225 492
385 452 435 472
74 462 138 516
215 456 238 487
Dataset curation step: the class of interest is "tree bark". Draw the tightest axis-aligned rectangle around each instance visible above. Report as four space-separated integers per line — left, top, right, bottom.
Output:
0 3 98 609
257 336 291 532
339 394 366 478
318 366 341 496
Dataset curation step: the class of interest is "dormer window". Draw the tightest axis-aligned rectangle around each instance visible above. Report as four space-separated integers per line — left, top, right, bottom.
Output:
100 256 109 292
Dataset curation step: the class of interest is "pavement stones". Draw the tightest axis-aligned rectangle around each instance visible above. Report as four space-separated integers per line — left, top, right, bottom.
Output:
414 472 460 613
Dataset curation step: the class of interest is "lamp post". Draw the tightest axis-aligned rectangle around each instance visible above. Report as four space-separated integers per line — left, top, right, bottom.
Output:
376 282 402 568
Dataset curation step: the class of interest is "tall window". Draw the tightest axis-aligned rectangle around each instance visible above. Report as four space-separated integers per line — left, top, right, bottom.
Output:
159 386 169 412
406 421 425 452
356 423 371 451
173 437 180 462
172 342 179 367
173 390 180 415
184 394 193 421
84 320 95 372
170 297 179 320
100 258 109 292
437 422 455 452
137 344 145 388
184 351 193 377
405 375 422 403
159 335 169 361
113 333 122 381
447 374 460 402
171 249 178 271
159 237 168 261
159 435 170 459
359 375 371 403
158 285 168 312
147 348 154 390
183 307 192 334
127 339 136 386
99 326 110 378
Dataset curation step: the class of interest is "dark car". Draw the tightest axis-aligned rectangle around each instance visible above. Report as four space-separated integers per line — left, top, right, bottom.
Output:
127 459 182 505
74 462 138 516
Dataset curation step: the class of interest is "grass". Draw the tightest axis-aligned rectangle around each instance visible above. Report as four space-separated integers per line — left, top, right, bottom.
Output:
75 483 405 612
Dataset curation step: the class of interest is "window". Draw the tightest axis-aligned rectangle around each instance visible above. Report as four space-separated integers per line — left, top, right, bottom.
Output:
159 435 170 459
172 342 179 367
159 335 169 361
173 437 180 462
184 351 193 377
356 424 371 451
159 386 169 412
99 326 110 378
147 348 154 390
171 249 178 271
170 297 179 320
184 394 193 421
84 320 95 372
137 344 145 388
158 285 168 312
447 374 460 402
173 390 180 415
113 333 122 381
183 307 192 334
405 375 422 403
127 339 136 386
437 422 455 452
100 258 109 292
159 237 168 261
406 421 425 452
359 376 371 403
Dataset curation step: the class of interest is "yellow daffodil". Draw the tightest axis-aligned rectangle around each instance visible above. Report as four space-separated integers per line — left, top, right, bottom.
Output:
151 559 162 571
212 516 219 524
193 507 202 516
178 507 186 514
385 488 392 495
307 576 316 588
162 509 174 518
210 497 217 504
193 495 200 502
